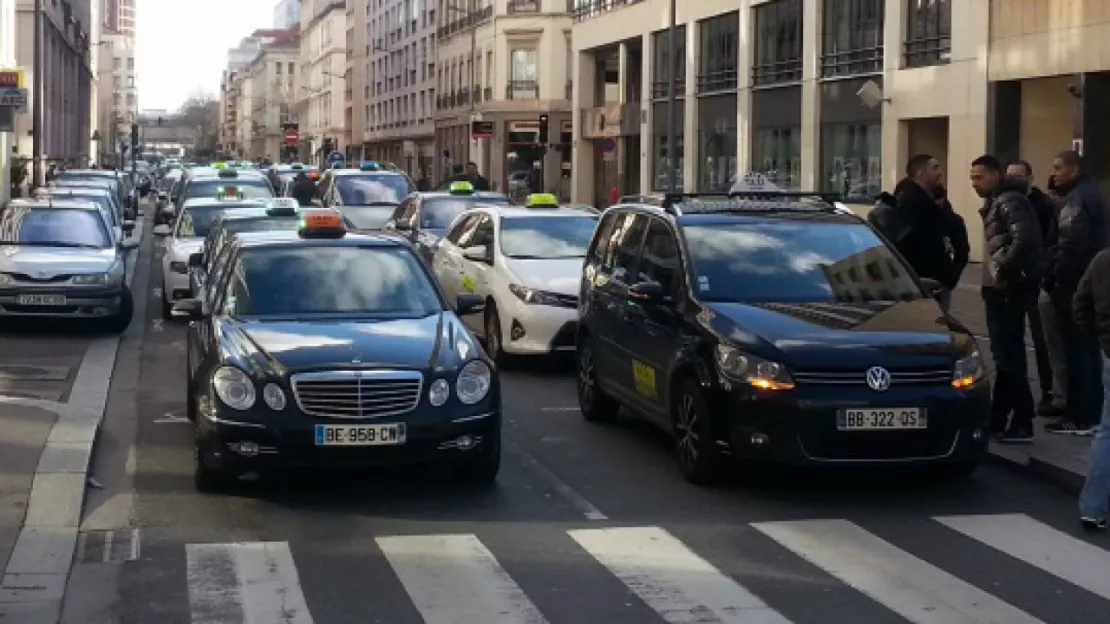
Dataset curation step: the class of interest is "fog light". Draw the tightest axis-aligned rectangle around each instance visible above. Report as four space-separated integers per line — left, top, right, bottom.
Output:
971 428 985 442
750 432 769 446
510 320 526 340
456 435 477 450
92 306 110 315
232 441 260 456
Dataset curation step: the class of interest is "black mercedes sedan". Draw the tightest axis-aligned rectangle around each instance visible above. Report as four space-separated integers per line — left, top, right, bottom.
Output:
172 211 499 492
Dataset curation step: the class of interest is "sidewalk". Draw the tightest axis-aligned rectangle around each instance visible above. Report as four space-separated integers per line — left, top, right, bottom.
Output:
950 263 1092 493
0 406 57 574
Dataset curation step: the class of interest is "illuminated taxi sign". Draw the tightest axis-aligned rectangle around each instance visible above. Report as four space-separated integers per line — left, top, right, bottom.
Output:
216 185 242 199
290 163 304 170
359 161 381 171
525 193 558 208
217 168 238 178
448 181 474 195
298 210 346 238
266 197 300 216
212 162 228 169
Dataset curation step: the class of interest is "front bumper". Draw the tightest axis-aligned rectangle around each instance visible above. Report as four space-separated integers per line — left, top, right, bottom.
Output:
196 401 501 471
163 266 191 302
711 379 992 467
0 286 127 318
499 297 577 355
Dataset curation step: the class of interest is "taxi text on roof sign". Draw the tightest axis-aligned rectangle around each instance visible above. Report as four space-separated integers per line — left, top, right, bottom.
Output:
216 185 242 198
525 193 558 207
448 181 474 194
266 198 300 215
298 210 346 238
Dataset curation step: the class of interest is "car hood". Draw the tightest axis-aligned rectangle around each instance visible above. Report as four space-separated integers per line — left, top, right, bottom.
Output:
703 298 969 368
229 313 481 375
0 246 117 276
504 257 583 296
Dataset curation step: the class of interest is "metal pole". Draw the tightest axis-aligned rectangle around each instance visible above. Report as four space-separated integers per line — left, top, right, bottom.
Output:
469 0 476 113
32 0 43 188
665 0 678 192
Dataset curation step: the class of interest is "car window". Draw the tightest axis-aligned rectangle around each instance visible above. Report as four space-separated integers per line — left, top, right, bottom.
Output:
175 205 244 238
468 215 494 249
637 219 681 295
185 178 273 201
445 214 477 245
205 243 237 304
420 198 481 230
339 205 396 229
601 213 647 281
681 220 924 303
224 246 442 316
334 174 411 204
0 207 111 248
500 216 598 259
589 211 620 266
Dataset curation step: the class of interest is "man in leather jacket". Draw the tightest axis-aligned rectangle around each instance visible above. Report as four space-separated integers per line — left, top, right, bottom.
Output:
971 154 1044 443
291 172 317 207
1045 150 1106 435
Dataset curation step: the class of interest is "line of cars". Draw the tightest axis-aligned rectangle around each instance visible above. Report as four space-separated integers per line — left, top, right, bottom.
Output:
150 164 992 492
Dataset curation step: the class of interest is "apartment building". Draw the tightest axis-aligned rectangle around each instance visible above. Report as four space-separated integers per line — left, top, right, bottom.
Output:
219 69 241 156
238 35 299 160
571 0 1110 258
434 0 573 192
298 0 347 164
101 0 134 38
95 28 136 163
274 0 301 29
350 0 437 180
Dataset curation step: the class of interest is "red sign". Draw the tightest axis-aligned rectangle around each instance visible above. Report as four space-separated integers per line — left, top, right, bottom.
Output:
0 71 20 88
284 128 299 144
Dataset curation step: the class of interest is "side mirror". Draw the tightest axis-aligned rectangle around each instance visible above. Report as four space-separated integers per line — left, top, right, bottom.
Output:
119 237 140 250
456 293 486 316
121 220 135 233
392 220 412 231
188 252 204 268
157 192 167 201
628 280 666 303
919 277 947 303
171 298 204 319
462 245 490 263
153 224 171 236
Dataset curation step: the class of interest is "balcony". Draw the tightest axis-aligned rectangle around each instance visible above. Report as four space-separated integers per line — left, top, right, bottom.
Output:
506 80 538 100
572 0 644 22
435 5 493 40
508 0 540 13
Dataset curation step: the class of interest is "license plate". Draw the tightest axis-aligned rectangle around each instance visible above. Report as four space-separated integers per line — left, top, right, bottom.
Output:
314 423 406 446
837 408 926 431
17 294 66 305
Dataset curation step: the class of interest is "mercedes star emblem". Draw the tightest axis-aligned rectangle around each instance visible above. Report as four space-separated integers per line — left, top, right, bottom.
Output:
865 366 891 392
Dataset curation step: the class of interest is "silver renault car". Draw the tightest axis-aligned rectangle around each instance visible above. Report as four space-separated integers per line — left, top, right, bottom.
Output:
0 199 137 331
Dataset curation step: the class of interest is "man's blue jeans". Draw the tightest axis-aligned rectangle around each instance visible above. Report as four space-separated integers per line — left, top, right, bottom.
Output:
1079 356 1110 518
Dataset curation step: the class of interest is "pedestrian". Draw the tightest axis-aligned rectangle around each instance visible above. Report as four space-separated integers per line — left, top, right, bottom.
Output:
1005 160 1062 416
874 155 954 288
466 162 491 191
1072 246 1110 530
1044 150 1105 435
290 172 317 207
970 154 1044 443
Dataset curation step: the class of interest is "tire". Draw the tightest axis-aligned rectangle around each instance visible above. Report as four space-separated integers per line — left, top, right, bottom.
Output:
193 439 234 493
454 434 501 484
161 276 173 320
673 377 720 485
484 305 505 364
185 356 198 421
577 336 619 423
108 287 134 333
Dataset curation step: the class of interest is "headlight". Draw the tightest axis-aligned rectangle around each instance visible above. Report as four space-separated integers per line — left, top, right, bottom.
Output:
428 378 450 406
170 260 188 274
714 345 795 391
73 273 109 285
508 283 563 306
212 366 256 410
0 273 13 285
456 360 491 405
952 351 986 389
262 383 286 410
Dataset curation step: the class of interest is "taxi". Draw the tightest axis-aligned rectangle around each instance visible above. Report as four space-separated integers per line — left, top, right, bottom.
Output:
383 181 511 263
155 188 274 319
170 167 273 216
316 161 414 224
431 193 598 361
171 211 500 491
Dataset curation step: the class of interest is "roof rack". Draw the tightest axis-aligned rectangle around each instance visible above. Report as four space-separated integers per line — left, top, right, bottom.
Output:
656 191 843 216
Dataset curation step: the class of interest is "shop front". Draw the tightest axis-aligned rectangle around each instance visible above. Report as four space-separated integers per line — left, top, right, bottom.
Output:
581 103 641 206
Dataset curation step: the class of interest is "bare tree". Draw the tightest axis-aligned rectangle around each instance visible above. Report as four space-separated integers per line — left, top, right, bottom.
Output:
176 91 221 157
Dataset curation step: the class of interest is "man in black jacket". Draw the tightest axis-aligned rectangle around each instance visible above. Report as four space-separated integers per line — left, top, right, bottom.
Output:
1073 248 1110 530
1045 150 1106 435
971 154 1044 443
892 155 954 286
290 172 317 207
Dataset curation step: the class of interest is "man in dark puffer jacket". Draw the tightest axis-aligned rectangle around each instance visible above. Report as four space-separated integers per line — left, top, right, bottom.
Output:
971 154 1044 443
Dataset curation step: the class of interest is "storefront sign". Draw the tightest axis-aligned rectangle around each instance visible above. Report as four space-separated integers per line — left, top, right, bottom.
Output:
0 68 25 89
0 88 28 112
471 120 494 138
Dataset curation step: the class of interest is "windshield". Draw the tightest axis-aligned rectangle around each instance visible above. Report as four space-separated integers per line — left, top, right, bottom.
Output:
339 206 394 230
335 174 411 204
175 205 253 238
0 206 110 248
421 198 485 230
53 178 116 191
186 178 273 201
222 217 300 236
227 246 442 316
49 195 116 226
501 216 598 259
682 220 924 304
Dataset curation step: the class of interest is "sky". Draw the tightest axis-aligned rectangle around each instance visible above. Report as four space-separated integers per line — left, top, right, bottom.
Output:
135 0 277 112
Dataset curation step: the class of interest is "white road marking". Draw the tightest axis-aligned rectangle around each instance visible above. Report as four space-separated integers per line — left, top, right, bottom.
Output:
376 534 547 624
186 542 314 624
753 519 1042 624
130 528 140 561
935 514 1110 601
506 442 607 520
569 526 792 623
151 318 163 332
102 531 113 563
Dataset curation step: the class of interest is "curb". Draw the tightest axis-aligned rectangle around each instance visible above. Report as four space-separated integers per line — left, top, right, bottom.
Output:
984 445 1086 495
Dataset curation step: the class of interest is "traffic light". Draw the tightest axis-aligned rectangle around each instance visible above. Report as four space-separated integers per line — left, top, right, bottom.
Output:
538 114 549 144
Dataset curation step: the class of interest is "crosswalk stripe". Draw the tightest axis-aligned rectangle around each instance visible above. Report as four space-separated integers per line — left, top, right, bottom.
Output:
935 513 1110 600
376 534 548 624
753 519 1044 624
568 526 793 623
186 542 313 624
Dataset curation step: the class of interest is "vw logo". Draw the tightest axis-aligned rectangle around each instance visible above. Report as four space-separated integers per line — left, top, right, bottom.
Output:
865 366 891 391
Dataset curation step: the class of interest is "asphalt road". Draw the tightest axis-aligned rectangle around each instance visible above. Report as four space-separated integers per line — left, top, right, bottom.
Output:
57 218 1110 624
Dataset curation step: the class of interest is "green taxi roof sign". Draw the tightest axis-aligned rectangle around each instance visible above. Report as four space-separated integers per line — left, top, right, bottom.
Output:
525 193 558 208
217 168 238 178
448 181 475 195
265 198 300 216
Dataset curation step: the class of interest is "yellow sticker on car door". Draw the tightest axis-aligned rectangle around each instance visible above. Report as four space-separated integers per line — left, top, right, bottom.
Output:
632 359 658 398
461 274 476 293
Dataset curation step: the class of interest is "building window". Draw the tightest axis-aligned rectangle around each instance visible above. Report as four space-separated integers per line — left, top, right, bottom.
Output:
651 26 686 99
696 13 738 94
127 57 134 70
821 122 881 202
752 126 801 190
697 95 736 192
752 0 802 87
652 102 684 191
904 0 950 67
508 48 537 99
821 0 884 78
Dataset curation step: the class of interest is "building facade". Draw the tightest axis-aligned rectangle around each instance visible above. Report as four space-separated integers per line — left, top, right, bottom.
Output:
1 0 17 202
297 0 347 164
95 28 137 164
219 69 242 156
434 0 573 194
241 35 299 160
15 0 95 179
100 0 133 38
274 0 301 29
353 0 437 182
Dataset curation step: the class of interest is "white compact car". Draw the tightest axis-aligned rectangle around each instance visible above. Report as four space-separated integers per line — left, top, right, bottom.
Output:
431 200 599 361
154 194 268 319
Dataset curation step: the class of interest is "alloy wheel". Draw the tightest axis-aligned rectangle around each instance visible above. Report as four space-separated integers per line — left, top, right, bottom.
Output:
578 346 595 407
676 393 700 468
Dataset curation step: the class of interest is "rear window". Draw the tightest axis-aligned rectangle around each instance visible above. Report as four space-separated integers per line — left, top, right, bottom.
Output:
421 198 486 230
186 178 273 200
